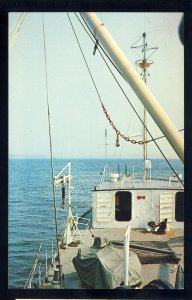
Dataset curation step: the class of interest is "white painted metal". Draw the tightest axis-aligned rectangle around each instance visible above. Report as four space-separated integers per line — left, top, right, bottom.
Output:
45 250 48 279
82 12 184 162
124 225 131 286
38 262 41 287
143 159 152 181
160 192 173 223
65 162 73 246
169 173 183 188
54 162 74 247
51 240 54 266
93 188 183 229
110 173 119 182
96 194 113 222
54 161 71 181
54 162 87 246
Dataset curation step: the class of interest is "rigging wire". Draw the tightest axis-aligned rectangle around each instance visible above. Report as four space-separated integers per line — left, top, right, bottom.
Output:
74 12 184 187
73 12 149 144
76 13 125 77
77 12 155 138
148 129 184 143
67 13 103 104
9 13 27 49
24 204 53 288
41 13 62 288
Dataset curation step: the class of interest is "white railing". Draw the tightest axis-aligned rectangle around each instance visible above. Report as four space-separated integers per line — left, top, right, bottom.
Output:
24 239 56 288
54 162 72 185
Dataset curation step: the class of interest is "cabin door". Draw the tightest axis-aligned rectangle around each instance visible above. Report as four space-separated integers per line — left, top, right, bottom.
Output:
159 192 173 224
115 191 132 221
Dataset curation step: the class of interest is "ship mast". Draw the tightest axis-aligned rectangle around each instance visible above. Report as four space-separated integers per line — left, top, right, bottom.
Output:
131 32 158 179
82 13 184 163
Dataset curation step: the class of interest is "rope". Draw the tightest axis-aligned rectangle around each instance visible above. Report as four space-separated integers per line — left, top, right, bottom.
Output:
42 13 62 288
74 13 184 187
75 13 158 143
9 13 26 49
77 13 171 144
76 13 124 77
70 13 145 145
147 129 184 143
67 13 103 104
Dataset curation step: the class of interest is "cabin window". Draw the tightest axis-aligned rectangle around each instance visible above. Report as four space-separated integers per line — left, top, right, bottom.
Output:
175 192 184 222
115 191 132 221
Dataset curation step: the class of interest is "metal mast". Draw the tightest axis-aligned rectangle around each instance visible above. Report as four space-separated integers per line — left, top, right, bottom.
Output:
131 32 158 179
105 128 108 164
82 13 184 163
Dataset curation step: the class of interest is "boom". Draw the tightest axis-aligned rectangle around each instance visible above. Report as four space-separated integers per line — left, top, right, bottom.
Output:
82 12 184 162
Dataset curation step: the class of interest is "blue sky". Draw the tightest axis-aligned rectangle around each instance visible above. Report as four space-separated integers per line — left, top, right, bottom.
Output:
9 12 184 159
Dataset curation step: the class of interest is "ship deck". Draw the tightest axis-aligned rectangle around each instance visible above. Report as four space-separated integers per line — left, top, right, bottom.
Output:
96 177 183 190
42 227 184 289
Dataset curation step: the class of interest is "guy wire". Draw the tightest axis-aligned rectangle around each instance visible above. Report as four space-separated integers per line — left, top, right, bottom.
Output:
75 13 184 187
42 13 62 288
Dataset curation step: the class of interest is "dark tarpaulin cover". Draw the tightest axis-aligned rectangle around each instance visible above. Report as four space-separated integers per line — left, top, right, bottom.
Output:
72 237 142 289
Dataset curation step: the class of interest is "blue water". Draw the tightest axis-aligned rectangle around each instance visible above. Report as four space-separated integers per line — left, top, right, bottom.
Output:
8 158 183 288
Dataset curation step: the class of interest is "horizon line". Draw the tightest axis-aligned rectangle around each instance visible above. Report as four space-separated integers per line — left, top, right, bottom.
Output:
9 155 181 160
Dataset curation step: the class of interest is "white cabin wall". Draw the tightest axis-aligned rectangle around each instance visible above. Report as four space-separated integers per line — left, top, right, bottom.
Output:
131 191 152 228
128 190 161 228
92 191 114 228
160 190 184 229
92 189 183 229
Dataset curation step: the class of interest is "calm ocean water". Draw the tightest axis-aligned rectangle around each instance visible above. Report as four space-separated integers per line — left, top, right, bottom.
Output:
8 158 183 288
